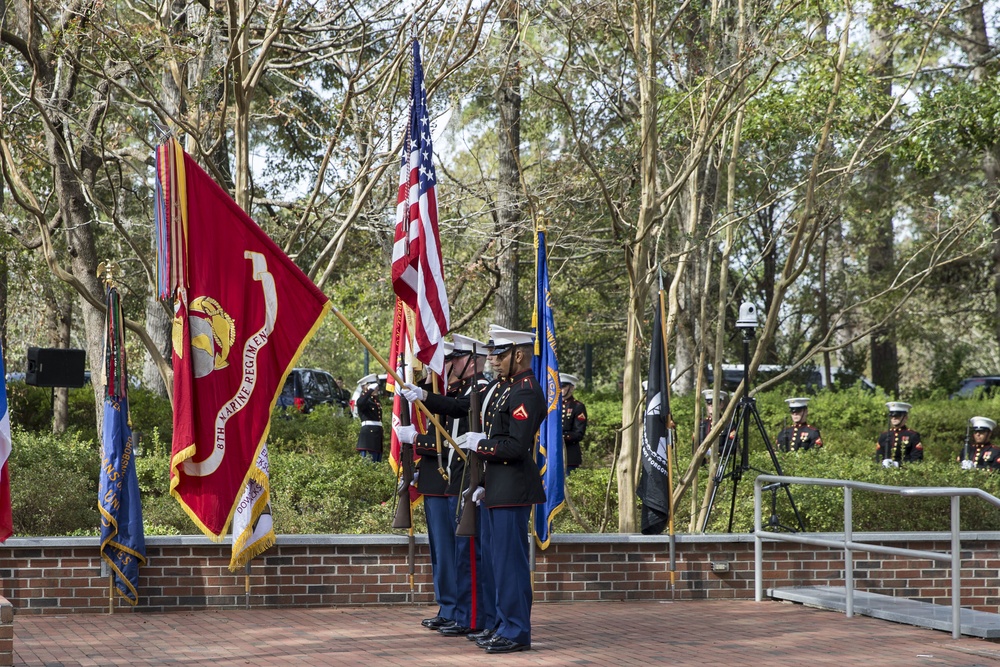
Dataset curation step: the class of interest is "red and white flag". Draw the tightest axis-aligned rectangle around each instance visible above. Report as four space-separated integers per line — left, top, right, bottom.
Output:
386 299 422 509
0 341 12 543
391 39 450 376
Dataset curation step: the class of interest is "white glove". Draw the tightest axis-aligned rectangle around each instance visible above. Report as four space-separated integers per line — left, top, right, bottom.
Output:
961 459 975 470
461 431 485 452
394 424 417 444
471 486 486 505
411 471 419 486
401 382 427 403
881 458 894 468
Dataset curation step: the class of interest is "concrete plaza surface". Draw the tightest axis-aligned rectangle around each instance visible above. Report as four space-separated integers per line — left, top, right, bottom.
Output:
13 600 1000 666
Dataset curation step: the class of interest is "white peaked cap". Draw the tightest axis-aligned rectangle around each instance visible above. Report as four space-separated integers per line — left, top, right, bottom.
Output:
357 373 378 386
970 416 997 431
886 402 912 413
559 373 579 386
451 334 487 355
702 389 728 402
785 397 810 410
486 324 535 349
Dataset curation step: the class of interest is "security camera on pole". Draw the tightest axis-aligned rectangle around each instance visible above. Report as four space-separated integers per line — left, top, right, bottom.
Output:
701 302 804 533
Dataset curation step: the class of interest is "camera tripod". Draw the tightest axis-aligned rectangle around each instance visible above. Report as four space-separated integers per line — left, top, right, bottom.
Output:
701 327 804 533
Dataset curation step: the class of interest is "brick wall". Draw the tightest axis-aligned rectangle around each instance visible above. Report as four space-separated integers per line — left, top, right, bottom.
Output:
0 597 10 666
2 532 998 615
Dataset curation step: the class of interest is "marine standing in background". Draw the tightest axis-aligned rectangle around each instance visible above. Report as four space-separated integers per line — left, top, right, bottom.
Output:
775 397 823 452
560 373 587 474
961 417 1000 470
355 375 383 462
875 402 923 467
696 389 734 464
461 326 545 654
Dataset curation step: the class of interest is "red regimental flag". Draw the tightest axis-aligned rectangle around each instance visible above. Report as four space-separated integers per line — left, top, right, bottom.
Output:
387 299 422 505
169 153 330 539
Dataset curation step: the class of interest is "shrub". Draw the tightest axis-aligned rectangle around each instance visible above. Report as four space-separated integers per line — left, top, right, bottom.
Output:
6 382 51 431
558 467 618 533
10 428 99 536
700 450 1000 533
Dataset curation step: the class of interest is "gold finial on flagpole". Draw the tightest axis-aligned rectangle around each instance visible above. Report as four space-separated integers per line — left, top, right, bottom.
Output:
97 260 122 287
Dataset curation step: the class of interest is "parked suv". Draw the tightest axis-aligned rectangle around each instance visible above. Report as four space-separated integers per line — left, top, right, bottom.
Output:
278 368 348 414
706 364 875 393
951 376 1000 399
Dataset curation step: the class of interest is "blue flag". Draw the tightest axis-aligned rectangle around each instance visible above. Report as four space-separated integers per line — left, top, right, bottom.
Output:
98 284 146 604
532 229 566 549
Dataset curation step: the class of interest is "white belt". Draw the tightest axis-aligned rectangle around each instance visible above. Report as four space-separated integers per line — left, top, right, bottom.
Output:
361 421 382 428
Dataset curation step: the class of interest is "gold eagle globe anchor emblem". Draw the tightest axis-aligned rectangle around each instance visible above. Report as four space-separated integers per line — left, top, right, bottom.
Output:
173 296 236 379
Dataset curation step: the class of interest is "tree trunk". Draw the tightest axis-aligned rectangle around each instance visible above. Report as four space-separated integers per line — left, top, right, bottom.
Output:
617 0 659 532
493 0 522 329
957 3 1000 348
46 117 107 428
866 0 898 396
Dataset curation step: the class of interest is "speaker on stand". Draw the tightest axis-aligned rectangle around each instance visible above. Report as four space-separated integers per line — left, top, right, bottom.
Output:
26 347 87 429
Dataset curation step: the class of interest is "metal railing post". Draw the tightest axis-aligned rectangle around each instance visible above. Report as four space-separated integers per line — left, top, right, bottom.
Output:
844 485 853 618
755 478 763 602
951 495 961 639
750 473 1000 639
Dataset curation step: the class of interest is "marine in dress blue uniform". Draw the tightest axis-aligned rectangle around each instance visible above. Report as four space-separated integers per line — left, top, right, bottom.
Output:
355 374 383 462
696 389 734 464
400 336 493 636
775 397 823 452
875 402 923 467
560 373 587 473
462 326 545 654
961 417 1000 471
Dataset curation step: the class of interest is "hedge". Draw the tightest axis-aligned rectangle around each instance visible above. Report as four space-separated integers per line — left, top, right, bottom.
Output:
9 382 1000 536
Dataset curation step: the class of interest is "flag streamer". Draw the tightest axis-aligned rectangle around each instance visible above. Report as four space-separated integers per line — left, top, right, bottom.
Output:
99 282 147 604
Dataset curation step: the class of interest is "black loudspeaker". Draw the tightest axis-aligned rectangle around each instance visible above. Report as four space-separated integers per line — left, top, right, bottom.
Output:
26 347 87 388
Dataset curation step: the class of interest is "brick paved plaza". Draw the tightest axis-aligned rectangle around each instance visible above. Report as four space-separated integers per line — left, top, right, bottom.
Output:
12 600 1000 666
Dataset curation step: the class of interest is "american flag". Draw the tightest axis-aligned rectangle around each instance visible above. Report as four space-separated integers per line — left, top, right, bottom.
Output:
391 39 450 376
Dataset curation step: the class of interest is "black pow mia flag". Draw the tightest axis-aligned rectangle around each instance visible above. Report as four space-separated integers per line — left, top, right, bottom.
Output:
637 297 671 535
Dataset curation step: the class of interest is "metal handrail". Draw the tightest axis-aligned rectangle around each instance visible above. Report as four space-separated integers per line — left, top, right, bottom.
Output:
753 474 1000 639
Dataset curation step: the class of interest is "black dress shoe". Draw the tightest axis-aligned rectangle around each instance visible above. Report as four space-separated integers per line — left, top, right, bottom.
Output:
485 637 530 654
476 632 501 648
467 629 491 642
438 625 474 636
433 620 457 632
421 616 450 629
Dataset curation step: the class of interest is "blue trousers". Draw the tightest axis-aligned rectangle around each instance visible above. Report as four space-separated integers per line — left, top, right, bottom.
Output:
424 495 458 621
489 505 532 645
358 449 382 463
449 495 474 628
476 503 497 631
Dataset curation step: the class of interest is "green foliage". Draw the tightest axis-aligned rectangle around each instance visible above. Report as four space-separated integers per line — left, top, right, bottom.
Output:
268 404 359 453
6 381 51 431
269 449 397 534
10 428 99 536
574 391 623 464
127 389 175 450
558 467 618 533
704 452 1000 534
16 381 1000 537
